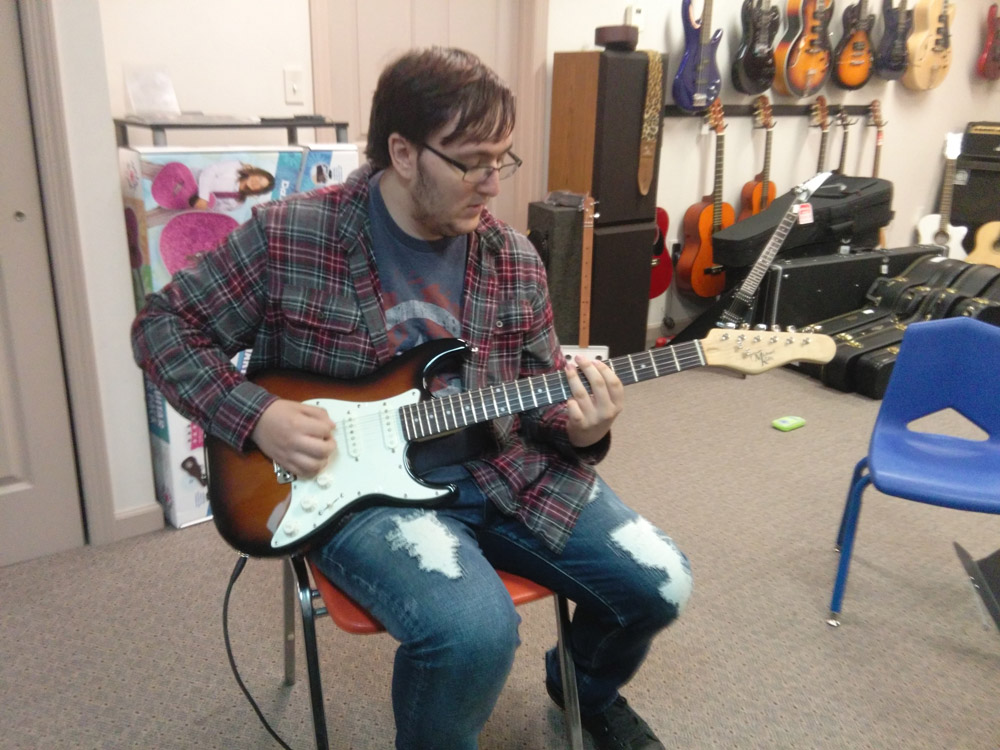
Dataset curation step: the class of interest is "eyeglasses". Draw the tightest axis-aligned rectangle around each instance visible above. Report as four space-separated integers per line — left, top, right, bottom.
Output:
421 143 522 183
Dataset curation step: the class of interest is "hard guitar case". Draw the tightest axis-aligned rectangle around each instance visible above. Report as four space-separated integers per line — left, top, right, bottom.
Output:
822 263 1000 393
712 174 894 269
853 269 1000 398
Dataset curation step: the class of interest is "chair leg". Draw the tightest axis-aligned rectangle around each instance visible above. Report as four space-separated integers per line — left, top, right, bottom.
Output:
289 556 330 750
836 458 869 551
828 474 871 626
554 594 584 750
283 560 297 685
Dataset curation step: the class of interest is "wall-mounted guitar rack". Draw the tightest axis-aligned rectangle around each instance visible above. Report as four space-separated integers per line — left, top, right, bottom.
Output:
663 104 874 119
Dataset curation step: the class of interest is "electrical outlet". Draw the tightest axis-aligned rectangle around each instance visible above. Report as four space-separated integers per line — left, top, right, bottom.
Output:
283 66 305 105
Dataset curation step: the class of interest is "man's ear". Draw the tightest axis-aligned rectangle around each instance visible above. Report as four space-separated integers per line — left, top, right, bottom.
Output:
387 134 418 180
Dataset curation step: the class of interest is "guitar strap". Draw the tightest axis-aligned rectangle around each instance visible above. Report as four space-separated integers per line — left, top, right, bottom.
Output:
637 50 663 196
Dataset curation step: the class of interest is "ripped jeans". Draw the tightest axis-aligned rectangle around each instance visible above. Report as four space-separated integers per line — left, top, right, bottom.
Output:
310 465 692 750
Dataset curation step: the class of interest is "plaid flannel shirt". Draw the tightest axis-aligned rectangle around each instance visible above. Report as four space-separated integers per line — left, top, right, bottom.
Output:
132 165 609 552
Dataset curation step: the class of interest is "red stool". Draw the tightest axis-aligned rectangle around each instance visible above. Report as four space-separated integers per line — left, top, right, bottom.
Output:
284 555 584 749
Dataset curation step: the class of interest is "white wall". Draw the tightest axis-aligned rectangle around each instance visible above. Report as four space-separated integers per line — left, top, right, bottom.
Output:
545 0 1000 331
99 0 314 147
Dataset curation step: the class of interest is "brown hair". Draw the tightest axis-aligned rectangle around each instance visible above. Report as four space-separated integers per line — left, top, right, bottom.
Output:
366 47 516 170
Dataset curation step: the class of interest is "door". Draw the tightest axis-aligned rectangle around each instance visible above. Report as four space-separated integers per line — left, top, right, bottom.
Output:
0 0 85 566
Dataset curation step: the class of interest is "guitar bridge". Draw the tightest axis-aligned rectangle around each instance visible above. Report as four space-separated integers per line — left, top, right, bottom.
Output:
274 462 295 485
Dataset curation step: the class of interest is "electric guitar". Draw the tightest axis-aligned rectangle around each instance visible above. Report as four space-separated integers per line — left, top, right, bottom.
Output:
978 3 1000 80
731 0 781 95
811 96 832 174
649 207 673 298
739 95 778 220
773 0 834 98
205 331 836 557
676 101 734 298
901 0 955 91
915 132 968 259
875 0 915 80
718 171 833 327
832 0 876 89
967 222 1000 267
672 0 724 112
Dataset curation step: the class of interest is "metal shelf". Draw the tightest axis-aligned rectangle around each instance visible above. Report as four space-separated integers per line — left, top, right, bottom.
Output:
114 116 349 147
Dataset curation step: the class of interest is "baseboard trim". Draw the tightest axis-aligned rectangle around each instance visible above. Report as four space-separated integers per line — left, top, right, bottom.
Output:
113 502 165 542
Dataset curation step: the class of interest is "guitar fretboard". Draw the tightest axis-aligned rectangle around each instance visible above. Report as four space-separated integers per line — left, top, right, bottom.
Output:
400 342 707 441
713 131 726 230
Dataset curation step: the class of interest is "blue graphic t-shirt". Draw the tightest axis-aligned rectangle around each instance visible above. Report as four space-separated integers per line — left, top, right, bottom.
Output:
369 172 467 394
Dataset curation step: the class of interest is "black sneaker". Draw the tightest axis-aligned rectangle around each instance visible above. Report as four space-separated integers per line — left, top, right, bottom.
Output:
547 681 664 750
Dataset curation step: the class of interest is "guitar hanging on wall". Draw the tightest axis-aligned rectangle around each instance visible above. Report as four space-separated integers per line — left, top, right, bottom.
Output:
875 0 915 80
649 207 673 299
205 330 836 557
676 100 734 298
810 96 832 174
739 95 778 220
915 132 968 259
731 0 781 95
833 108 856 175
901 0 955 91
773 0 834 98
832 0 876 89
672 0 723 113
978 3 1000 80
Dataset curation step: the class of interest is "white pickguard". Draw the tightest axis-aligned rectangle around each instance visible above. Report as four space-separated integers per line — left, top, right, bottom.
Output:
269 389 451 549
916 213 968 260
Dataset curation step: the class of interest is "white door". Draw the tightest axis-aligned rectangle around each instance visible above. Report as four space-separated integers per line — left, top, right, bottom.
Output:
0 0 85 566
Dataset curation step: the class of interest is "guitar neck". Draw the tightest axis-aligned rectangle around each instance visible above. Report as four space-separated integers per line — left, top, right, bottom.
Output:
939 157 956 229
401 343 707 442
578 196 595 348
761 128 773 204
713 131 726 230
724 202 802 320
873 128 883 177
818 130 829 171
699 0 714 51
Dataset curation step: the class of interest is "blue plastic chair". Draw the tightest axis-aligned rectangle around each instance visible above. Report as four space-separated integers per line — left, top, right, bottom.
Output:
827 317 1000 626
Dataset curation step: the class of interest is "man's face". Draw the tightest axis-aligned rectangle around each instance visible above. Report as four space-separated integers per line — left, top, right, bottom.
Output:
408 125 515 240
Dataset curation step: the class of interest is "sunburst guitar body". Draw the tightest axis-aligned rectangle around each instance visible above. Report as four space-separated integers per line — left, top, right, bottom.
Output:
773 0 834 97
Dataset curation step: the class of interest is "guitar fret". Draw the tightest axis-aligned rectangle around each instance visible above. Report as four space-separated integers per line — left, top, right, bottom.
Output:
671 346 680 372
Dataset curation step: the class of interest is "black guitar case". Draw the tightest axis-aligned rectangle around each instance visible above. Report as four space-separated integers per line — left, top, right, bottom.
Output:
794 254 957 378
824 263 1000 393
712 174 894 268
853 270 1000 398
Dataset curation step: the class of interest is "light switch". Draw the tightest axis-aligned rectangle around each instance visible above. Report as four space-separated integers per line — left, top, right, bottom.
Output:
284 66 305 105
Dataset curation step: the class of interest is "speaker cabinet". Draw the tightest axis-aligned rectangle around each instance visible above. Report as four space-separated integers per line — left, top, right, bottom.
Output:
547 50 666 226
528 202 654 357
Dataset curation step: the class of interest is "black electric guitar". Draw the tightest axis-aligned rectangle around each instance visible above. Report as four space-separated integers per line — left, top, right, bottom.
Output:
732 0 781 94
874 0 915 80
206 331 835 556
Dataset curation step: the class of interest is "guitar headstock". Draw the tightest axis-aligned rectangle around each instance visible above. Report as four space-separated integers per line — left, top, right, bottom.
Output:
754 95 774 130
836 107 856 129
701 327 836 373
811 96 830 132
583 193 597 228
944 131 963 161
869 99 885 131
706 99 726 135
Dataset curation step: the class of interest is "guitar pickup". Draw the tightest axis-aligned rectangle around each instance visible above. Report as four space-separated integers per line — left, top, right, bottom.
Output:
273 461 295 485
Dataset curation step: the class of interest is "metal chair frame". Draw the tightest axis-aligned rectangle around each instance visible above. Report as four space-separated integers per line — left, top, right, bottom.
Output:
283 554 584 749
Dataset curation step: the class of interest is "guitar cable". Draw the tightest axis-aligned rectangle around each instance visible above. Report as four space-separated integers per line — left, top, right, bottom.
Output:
223 553 296 750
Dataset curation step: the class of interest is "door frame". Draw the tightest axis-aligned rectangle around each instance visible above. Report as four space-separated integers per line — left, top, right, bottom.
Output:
18 2 156 544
